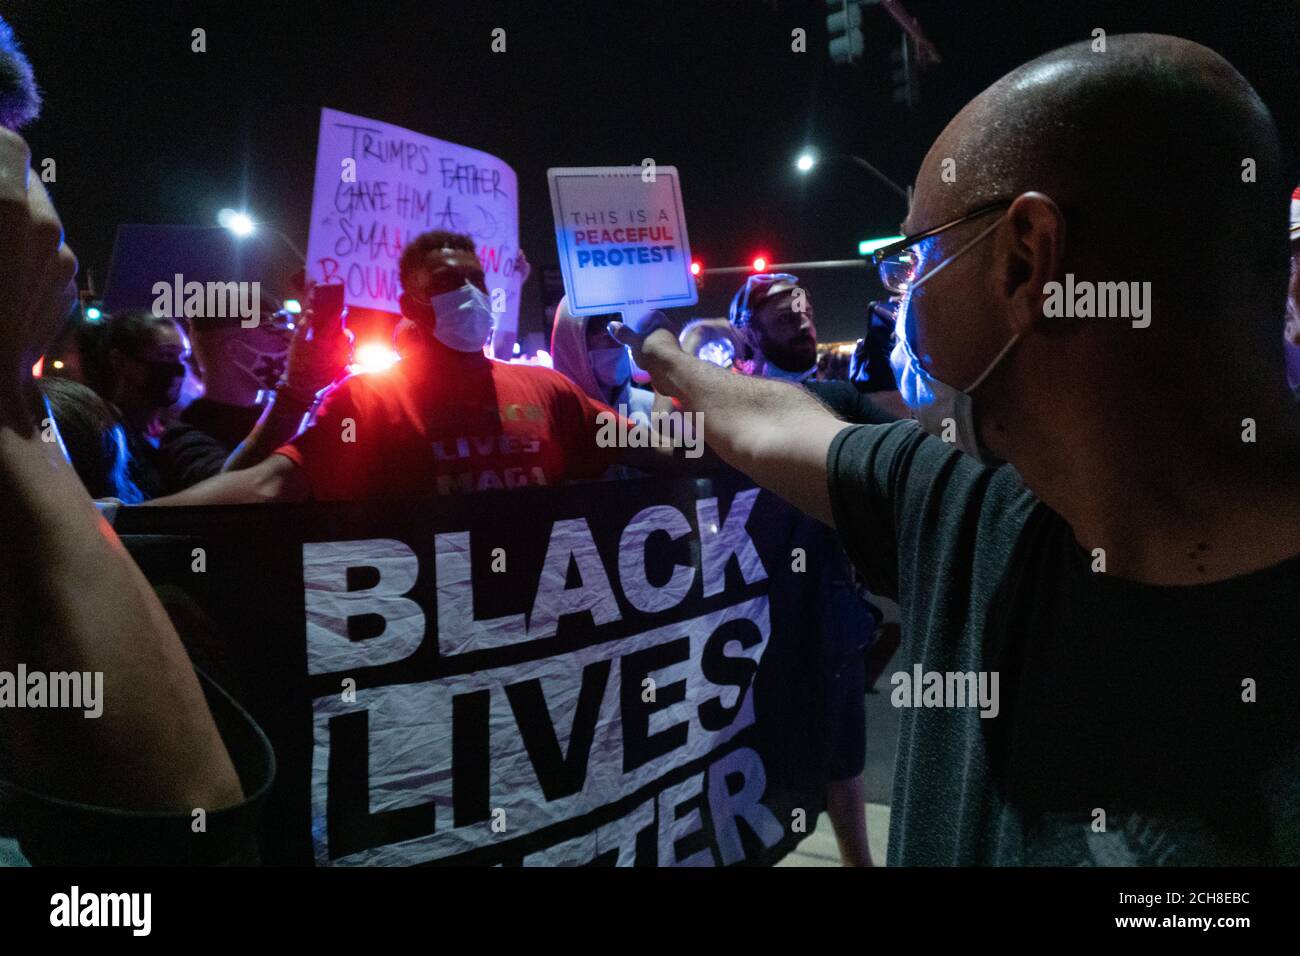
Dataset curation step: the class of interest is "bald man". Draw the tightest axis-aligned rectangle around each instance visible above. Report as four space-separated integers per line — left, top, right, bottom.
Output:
614 35 1300 865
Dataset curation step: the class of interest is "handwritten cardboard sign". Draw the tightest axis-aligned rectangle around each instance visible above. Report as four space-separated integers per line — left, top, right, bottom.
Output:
306 108 522 333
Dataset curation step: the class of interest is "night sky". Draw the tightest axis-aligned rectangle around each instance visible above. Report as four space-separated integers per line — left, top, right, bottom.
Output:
8 0 1299 343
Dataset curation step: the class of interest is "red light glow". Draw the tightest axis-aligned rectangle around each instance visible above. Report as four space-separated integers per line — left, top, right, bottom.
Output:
350 342 401 375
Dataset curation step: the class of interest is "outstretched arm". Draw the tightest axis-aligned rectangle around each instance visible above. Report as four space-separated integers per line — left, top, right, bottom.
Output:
152 451 308 506
612 320 851 525
220 393 313 473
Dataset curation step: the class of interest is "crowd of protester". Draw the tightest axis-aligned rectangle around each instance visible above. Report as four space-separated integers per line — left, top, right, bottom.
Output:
2 13 1299 867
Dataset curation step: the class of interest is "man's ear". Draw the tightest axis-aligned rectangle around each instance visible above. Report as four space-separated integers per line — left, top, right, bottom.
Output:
1000 191 1066 336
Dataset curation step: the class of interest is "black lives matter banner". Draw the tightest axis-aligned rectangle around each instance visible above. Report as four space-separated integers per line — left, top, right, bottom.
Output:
117 474 833 865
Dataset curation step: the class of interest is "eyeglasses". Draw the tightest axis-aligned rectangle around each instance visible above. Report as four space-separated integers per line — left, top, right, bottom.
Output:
871 199 1012 294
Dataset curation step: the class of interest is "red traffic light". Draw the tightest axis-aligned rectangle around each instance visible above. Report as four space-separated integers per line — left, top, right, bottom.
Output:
752 256 767 272
690 260 702 276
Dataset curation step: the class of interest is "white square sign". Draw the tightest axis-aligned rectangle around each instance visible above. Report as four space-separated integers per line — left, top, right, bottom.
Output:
547 166 697 322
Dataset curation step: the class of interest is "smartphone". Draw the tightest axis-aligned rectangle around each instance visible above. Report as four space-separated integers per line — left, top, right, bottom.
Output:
308 282 346 329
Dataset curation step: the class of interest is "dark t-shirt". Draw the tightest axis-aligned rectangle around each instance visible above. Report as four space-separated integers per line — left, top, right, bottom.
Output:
159 398 262 492
828 420 1300 865
277 353 621 500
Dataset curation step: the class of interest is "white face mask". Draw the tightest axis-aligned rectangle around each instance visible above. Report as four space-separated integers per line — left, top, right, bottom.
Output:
889 214 1019 464
426 282 496 352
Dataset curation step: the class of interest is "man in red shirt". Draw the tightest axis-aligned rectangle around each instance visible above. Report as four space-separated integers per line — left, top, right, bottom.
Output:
155 230 671 505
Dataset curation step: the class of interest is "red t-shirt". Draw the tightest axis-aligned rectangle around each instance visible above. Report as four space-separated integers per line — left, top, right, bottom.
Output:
276 352 621 500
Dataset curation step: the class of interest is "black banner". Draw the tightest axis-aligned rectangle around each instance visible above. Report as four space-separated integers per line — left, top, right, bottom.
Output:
116 473 836 865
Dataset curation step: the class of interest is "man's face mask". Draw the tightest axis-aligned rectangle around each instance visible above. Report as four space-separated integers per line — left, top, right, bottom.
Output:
425 282 495 353
139 358 187 409
589 346 631 389
225 335 289 391
889 214 1019 464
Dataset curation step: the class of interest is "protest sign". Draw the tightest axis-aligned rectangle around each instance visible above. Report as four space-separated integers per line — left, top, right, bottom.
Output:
118 475 839 865
548 166 697 327
306 108 523 336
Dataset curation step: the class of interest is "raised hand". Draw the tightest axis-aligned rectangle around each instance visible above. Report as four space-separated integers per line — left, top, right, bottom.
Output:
280 299 353 401
607 311 679 378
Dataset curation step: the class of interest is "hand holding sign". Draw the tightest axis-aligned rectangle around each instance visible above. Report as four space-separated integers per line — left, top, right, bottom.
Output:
607 312 680 386
548 166 696 333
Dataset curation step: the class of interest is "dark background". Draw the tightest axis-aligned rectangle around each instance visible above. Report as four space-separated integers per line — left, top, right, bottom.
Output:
7 0 1299 344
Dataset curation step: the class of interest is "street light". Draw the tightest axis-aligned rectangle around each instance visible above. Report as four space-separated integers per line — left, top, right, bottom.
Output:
218 207 256 237
217 207 306 261
795 150 911 209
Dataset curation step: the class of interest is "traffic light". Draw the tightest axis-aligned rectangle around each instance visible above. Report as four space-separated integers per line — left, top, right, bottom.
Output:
752 256 768 273
890 34 919 109
78 289 104 322
826 0 863 65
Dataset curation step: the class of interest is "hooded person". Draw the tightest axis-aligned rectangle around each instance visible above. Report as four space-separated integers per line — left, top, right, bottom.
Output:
550 294 654 426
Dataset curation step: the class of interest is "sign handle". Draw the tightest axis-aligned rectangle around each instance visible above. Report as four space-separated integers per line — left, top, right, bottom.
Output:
620 308 662 335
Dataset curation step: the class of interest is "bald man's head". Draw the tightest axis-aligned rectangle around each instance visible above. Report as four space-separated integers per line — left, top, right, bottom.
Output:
895 34 1292 469
915 33 1286 308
